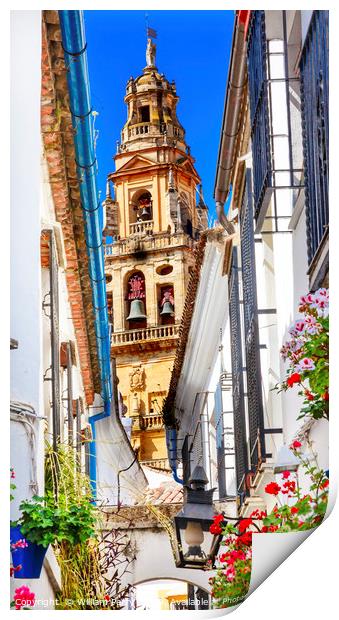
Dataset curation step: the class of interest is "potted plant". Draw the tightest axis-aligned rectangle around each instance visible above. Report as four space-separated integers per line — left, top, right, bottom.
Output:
11 491 96 579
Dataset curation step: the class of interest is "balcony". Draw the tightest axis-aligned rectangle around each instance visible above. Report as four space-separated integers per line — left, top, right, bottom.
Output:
141 413 164 431
139 458 171 472
129 220 154 236
122 122 184 145
111 324 179 353
104 231 194 258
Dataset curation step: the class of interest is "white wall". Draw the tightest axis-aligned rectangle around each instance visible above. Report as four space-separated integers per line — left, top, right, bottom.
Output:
108 527 212 593
10 11 42 414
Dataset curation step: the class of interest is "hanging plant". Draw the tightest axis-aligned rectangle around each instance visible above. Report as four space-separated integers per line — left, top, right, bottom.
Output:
17 492 96 547
278 288 329 420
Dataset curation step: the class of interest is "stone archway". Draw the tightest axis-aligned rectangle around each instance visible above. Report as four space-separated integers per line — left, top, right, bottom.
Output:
125 527 212 591
102 504 214 600
133 577 210 611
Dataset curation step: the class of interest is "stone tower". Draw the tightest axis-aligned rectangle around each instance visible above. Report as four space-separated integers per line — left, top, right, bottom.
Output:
103 38 208 470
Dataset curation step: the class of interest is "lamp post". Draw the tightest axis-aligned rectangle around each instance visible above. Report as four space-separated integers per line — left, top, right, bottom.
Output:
173 465 223 569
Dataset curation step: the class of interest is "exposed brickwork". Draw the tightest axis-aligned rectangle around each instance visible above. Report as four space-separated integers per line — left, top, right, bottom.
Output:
41 12 101 403
40 230 50 268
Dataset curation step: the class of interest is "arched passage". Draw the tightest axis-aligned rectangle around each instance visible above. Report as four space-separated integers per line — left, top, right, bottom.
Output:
114 526 213 595
134 578 210 610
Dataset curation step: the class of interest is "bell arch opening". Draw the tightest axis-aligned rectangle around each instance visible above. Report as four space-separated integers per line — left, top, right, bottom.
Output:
125 270 147 330
129 189 153 225
178 191 193 238
157 283 175 326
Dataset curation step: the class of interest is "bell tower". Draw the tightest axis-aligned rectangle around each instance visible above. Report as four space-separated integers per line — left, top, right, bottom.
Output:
104 37 208 471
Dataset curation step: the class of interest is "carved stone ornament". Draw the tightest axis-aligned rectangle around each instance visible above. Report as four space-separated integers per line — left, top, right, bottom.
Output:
129 365 145 391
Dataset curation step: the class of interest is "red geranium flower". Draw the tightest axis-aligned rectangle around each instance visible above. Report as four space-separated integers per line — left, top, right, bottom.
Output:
213 514 224 524
238 518 253 534
265 482 281 496
238 531 252 546
282 480 296 494
210 523 222 535
14 586 35 610
290 440 302 450
287 373 301 387
291 506 299 515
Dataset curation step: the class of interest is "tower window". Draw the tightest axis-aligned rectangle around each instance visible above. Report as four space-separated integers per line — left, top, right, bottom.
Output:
126 271 147 329
140 105 150 123
159 285 175 326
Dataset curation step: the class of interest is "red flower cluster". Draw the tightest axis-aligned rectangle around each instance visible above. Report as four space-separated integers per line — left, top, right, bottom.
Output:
238 531 252 546
10 564 22 577
209 514 224 535
238 518 253 534
220 549 246 564
281 479 296 495
13 585 35 610
282 470 291 479
265 482 281 496
250 509 267 520
290 440 302 450
261 524 279 533
287 373 301 387
11 539 28 551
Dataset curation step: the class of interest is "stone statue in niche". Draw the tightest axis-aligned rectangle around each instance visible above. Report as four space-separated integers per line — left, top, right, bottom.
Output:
129 365 145 391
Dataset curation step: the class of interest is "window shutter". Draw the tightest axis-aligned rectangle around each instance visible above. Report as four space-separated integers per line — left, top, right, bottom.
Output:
247 10 271 222
228 247 248 495
214 382 226 499
240 171 265 471
300 11 329 266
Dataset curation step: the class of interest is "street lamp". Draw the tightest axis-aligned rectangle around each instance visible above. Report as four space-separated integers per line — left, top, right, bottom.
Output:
173 465 223 569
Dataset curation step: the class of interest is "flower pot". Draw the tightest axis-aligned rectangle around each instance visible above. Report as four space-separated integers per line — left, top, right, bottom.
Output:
10 525 48 579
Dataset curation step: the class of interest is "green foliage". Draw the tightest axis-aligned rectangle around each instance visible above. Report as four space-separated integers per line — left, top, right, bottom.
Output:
18 492 96 548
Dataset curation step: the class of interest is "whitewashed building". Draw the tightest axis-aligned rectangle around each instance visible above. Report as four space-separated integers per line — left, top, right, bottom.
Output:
10 10 146 607
163 9 329 531
213 9 329 515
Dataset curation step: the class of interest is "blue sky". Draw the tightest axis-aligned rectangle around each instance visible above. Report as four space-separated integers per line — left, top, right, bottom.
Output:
84 10 234 221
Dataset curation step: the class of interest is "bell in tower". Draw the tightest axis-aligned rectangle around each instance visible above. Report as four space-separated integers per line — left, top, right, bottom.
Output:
127 299 147 322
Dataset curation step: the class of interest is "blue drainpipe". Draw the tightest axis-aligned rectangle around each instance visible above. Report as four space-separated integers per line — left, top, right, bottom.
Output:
59 10 112 496
166 428 183 485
